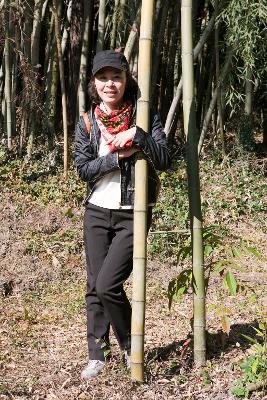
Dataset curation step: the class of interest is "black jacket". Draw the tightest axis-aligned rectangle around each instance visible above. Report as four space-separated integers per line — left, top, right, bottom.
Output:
75 102 171 207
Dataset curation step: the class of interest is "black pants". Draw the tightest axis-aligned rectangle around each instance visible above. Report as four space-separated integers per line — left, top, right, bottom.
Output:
83 203 152 361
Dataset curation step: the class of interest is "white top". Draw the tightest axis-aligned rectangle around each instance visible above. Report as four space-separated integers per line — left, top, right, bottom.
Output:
89 135 132 209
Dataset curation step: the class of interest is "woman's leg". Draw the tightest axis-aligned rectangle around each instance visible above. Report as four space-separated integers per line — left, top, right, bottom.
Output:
95 208 134 351
95 208 152 351
83 204 113 361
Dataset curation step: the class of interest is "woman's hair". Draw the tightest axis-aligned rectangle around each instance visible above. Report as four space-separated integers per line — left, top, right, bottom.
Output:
88 70 138 104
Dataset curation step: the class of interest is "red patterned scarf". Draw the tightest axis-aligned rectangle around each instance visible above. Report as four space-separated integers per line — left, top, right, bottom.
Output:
94 100 133 153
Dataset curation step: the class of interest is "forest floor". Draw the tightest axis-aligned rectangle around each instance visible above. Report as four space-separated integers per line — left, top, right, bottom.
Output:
0 149 266 400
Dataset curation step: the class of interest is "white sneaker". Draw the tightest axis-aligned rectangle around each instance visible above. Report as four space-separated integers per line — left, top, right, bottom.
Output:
81 360 105 380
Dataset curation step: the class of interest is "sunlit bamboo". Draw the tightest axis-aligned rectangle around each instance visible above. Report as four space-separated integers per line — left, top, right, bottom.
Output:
53 0 68 179
131 0 155 383
78 0 94 114
181 0 206 366
4 0 12 149
97 0 106 52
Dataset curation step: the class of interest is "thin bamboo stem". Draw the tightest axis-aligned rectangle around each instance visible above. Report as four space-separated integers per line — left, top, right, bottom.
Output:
4 0 12 149
53 1 68 179
97 0 106 52
181 0 206 367
78 0 94 114
31 0 42 66
198 49 232 155
124 6 141 62
61 0 73 55
151 0 169 103
165 10 216 138
214 0 225 157
110 0 119 49
131 0 155 383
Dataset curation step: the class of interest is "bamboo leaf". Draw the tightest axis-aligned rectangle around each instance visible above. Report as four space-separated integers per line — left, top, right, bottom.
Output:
224 271 238 295
251 358 259 374
245 245 261 258
204 244 213 257
241 334 257 344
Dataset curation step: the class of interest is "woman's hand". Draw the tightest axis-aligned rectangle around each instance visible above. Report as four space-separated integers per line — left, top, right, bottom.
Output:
106 127 136 149
118 147 140 159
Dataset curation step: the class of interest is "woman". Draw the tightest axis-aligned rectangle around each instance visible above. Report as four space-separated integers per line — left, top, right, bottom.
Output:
75 50 171 380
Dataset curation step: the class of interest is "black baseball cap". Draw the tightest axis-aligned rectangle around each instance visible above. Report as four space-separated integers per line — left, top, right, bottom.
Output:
92 50 129 76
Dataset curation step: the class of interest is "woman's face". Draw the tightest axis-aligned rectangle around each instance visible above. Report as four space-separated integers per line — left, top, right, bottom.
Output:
94 67 127 109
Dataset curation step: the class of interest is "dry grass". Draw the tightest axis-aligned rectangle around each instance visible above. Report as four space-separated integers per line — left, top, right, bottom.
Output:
0 181 266 400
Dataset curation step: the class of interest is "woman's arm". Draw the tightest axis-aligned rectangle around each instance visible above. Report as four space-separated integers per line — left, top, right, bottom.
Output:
132 112 171 171
75 116 120 182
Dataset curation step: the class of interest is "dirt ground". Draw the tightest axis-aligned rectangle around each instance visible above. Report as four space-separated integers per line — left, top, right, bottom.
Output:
0 187 266 400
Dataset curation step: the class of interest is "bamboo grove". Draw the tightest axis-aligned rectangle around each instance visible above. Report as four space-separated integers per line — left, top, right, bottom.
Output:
1 0 267 158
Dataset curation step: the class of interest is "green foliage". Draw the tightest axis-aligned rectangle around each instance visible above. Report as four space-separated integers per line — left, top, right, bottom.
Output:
150 157 266 262
168 269 192 309
0 146 87 207
232 309 267 398
220 0 267 79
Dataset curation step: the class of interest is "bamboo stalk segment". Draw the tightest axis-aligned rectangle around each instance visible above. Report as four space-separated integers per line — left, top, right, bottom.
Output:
4 0 12 149
181 0 206 366
131 0 155 383
53 1 68 179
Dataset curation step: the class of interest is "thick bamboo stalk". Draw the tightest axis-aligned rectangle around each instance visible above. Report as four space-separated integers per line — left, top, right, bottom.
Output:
4 0 12 149
78 0 94 114
97 0 106 52
131 0 154 383
165 10 216 138
53 1 68 179
181 0 206 367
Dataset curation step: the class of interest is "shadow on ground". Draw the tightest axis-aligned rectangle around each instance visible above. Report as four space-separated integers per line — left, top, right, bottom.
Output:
144 320 259 377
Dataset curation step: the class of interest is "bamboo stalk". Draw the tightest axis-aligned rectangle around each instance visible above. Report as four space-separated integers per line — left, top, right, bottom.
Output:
181 0 206 367
198 49 232 155
53 0 68 179
110 0 119 49
245 69 252 116
23 0 33 63
61 0 73 55
31 0 42 66
78 0 94 114
162 0 180 121
151 0 169 104
97 0 106 52
131 0 155 383
117 0 127 46
4 0 12 149
165 10 216 138
124 6 141 62
214 0 225 157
